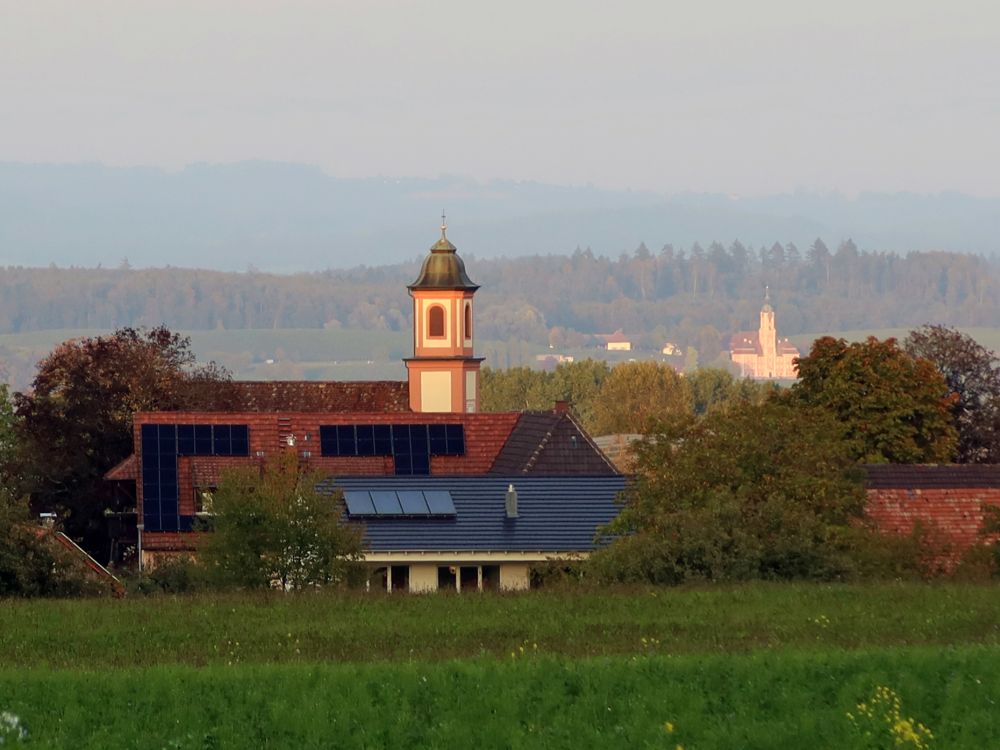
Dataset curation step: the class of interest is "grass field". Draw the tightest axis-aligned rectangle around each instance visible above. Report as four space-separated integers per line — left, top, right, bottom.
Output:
2 584 1000 747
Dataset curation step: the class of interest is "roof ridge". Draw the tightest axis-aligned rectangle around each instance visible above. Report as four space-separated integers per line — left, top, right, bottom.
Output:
521 415 558 473
562 411 620 475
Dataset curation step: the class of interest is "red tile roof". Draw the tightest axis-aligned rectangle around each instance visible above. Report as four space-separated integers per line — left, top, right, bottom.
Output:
730 331 761 355
599 329 631 344
105 454 138 481
189 457 257 486
227 380 410 412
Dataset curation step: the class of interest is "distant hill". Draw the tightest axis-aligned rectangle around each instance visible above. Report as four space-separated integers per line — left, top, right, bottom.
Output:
1 162 998 271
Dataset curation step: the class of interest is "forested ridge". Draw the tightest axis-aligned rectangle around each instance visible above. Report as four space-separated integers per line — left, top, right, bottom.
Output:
1 240 996 357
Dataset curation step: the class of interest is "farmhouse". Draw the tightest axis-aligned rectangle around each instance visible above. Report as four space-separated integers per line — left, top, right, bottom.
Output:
600 329 633 352
106 221 623 591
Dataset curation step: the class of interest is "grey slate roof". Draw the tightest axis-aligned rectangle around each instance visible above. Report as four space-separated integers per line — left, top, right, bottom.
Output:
865 464 1000 489
489 412 619 475
318 475 628 552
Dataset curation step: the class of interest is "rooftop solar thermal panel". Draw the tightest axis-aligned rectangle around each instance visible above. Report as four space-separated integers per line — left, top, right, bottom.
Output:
397 490 429 515
371 490 403 515
424 490 456 516
344 490 376 516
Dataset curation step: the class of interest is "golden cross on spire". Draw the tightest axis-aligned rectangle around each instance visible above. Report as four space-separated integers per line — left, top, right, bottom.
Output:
441 210 447 238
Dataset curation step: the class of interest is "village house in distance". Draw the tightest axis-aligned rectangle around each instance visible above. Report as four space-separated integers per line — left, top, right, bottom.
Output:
106 220 624 592
729 289 800 379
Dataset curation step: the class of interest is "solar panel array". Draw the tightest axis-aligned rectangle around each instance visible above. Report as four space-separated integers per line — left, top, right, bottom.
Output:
343 489 457 517
141 424 250 532
319 423 465 475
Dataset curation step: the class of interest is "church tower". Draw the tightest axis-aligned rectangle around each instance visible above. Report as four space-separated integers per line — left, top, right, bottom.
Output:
405 217 482 413
759 287 777 377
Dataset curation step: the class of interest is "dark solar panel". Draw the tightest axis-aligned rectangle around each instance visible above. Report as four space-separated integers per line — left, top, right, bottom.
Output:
373 424 392 454
428 424 447 454
194 425 212 454
398 490 429 515
231 425 249 455
142 423 250 533
336 425 356 456
177 424 195 455
213 424 231 455
344 490 376 516
318 423 465 476
371 491 403 515
446 424 464 454
356 424 375 456
409 452 430 475
394 453 414 476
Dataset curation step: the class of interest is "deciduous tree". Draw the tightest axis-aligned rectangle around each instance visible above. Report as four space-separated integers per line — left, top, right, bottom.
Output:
904 325 1000 463
590 400 867 584
592 361 691 435
0 383 15 486
199 454 363 590
14 327 235 560
792 336 957 464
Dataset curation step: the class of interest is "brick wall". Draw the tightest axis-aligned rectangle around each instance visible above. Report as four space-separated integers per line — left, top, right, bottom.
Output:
866 487 1000 568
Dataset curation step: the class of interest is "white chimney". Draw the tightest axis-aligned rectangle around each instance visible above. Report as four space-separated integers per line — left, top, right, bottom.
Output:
505 484 518 518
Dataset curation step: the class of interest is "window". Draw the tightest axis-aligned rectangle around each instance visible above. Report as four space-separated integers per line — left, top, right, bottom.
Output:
427 305 446 337
195 489 215 516
464 302 472 339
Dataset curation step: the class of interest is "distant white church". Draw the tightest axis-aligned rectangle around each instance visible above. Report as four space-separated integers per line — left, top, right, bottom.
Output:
729 291 800 379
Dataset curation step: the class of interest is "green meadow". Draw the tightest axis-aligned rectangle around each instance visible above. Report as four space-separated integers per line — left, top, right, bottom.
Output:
2 584 1000 748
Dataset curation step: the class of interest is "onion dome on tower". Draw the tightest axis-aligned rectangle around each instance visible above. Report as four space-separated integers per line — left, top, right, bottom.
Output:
405 215 483 413
408 221 480 291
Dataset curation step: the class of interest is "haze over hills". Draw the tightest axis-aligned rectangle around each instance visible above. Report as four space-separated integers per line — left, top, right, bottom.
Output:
2 162 999 272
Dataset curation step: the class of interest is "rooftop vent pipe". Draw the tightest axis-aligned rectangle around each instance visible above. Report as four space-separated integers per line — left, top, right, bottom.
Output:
505 483 518 519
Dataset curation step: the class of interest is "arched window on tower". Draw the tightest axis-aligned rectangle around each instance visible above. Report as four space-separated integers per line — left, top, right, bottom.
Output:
428 305 446 338
464 303 472 340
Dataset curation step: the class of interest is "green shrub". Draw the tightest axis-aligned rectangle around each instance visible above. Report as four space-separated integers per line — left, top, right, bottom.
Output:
590 399 868 584
134 555 209 595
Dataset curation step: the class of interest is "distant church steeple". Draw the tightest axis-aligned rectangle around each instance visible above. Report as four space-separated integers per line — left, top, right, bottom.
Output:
404 217 482 413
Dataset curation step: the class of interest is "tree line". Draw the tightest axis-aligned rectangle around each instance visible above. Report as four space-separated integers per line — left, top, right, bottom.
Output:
2 241 997 354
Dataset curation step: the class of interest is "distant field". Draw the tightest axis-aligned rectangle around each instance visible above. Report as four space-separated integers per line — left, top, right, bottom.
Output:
2 584 1000 748
0 328 558 383
4 326 1000 390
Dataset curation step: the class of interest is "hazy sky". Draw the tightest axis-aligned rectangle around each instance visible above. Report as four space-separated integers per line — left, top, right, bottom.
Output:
2 0 998 197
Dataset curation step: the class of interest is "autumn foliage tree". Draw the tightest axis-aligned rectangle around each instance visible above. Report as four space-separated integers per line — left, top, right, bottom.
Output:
591 361 691 435
904 325 1000 463
792 336 957 464
590 399 868 583
13 327 235 560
